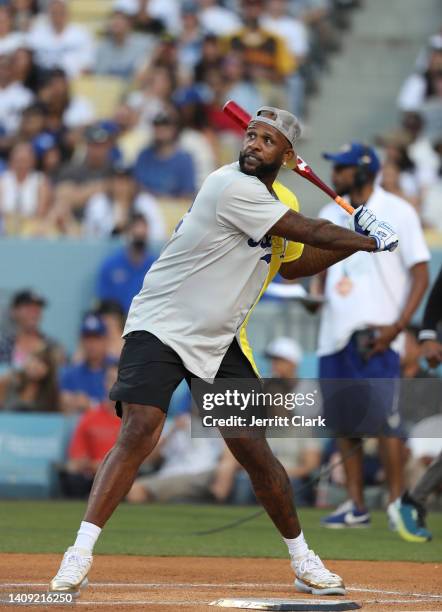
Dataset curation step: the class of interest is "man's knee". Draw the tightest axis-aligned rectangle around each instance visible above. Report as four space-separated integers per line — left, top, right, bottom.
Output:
117 404 165 452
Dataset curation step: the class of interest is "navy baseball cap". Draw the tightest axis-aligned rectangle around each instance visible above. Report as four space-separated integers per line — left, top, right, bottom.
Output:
81 314 107 337
323 142 381 174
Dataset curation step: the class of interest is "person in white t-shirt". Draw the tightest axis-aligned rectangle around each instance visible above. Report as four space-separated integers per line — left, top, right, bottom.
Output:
312 142 430 530
0 54 33 135
0 4 26 56
197 0 242 37
28 0 95 77
50 106 399 599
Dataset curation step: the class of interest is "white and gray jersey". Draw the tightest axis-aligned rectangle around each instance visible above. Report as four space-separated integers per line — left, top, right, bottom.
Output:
124 162 288 378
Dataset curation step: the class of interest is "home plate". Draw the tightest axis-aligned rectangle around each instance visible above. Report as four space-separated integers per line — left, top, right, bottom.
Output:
209 598 361 611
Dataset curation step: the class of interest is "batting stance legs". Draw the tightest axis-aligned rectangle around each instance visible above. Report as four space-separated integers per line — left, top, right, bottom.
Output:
49 335 345 597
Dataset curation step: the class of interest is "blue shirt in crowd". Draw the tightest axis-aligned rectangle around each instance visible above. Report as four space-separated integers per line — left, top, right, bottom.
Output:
60 360 111 404
133 146 196 197
97 247 156 313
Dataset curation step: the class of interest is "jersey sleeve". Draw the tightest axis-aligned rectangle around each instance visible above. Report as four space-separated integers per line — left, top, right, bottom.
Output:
217 176 288 242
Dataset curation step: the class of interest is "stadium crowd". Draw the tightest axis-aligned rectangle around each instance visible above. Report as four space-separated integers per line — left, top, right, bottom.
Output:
0 0 441 528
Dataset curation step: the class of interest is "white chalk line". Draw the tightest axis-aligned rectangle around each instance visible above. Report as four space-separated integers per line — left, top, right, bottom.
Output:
2 582 442 599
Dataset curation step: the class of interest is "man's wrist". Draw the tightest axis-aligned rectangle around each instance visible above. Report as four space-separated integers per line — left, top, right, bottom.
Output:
393 321 406 334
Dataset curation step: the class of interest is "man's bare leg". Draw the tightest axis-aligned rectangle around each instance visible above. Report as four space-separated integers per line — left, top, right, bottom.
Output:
84 403 166 526
378 435 404 503
337 437 365 510
223 435 345 595
224 436 301 538
50 403 165 593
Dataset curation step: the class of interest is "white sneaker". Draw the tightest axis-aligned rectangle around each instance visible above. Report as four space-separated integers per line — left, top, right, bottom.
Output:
49 546 92 595
292 550 346 596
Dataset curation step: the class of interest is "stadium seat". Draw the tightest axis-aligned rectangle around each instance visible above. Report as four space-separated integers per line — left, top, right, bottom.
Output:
69 0 113 23
72 75 127 119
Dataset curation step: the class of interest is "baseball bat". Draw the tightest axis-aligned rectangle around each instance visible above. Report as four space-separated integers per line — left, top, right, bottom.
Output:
223 100 354 216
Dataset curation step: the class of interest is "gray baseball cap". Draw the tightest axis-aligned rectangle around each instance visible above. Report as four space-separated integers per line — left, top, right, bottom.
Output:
249 106 301 149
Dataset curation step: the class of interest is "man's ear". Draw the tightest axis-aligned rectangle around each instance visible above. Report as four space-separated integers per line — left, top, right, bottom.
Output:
283 148 297 169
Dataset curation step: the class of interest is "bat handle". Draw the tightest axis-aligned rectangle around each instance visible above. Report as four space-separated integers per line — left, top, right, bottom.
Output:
335 195 354 215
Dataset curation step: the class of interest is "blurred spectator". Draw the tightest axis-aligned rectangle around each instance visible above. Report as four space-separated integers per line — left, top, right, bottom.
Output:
136 0 181 36
95 6 153 80
134 108 196 198
0 289 62 368
113 0 163 36
0 141 51 236
52 122 114 233
0 4 26 56
60 313 114 413
12 47 42 93
114 102 150 166
222 52 264 115
60 363 121 498
18 102 47 143
194 33 223 83
378 135 421 208
178 2 203 73
126 412 222 504
0 54 34 136
83 167 166 241
315 143 429 529
11 0 39 34
173 88 217 188
0 344 60 412
224 0 295 106
96 213 156 314
421 136 442 231
33 131 63 182
401 112 440 190
398 42 442 112
36 68 95 131
211 337 321 506
197 0 241 37
129 64 177 127
28 0 95 78
262 0 309 117
94 300 126 361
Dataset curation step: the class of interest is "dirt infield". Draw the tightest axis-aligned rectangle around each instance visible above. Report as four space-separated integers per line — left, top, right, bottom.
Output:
1 555 441 611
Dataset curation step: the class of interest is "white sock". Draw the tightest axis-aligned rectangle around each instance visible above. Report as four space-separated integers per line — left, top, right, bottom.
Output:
283 531 309 560
73 521 102 554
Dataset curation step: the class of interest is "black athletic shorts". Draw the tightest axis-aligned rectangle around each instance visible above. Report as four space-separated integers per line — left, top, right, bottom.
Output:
109 331 259 417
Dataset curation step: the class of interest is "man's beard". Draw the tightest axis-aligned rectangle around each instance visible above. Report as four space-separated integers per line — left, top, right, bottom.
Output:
239 151 281 179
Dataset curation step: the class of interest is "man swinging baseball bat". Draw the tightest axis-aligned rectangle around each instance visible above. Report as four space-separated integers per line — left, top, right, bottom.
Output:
50 106 399 597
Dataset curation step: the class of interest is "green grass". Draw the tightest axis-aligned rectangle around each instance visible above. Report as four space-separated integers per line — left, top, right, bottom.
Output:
0 501 441 562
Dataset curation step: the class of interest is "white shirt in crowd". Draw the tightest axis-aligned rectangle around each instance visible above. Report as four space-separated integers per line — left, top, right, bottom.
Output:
158 414 223 478
28 19 95 77
0 81 33 134
397 74 427 112
317 186 430 357
63 96 96 129
84 192 167 242
0 170 44 218
0 31 27 56
261 15 310 58
199 5 242 36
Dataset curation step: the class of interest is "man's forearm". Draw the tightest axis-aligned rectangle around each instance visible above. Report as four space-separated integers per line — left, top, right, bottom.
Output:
270 210 376 253
280 244 354 279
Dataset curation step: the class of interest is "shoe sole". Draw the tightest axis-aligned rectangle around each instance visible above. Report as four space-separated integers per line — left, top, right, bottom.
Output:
295 578 346 596
49 577 89 597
